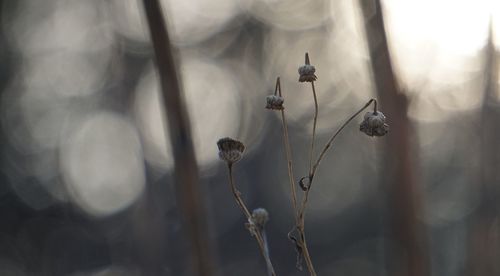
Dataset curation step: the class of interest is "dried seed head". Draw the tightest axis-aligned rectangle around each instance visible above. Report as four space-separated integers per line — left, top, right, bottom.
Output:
266 95 284 110
298 53 317 82
360 111 389 137
217 137 245 164
299 176 311 191
251 208 269 228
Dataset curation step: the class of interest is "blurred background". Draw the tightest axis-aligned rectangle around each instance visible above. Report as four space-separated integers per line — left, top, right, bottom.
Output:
0 0 500 275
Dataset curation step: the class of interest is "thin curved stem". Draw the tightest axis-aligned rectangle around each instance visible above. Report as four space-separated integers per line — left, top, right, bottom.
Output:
296 79 320 276
227 164 251 218
226 164 277 276
308 82 319 177
309 99 376 183
295 99 377 276
279 78 316 275
261 230 275 276
280 101 298 221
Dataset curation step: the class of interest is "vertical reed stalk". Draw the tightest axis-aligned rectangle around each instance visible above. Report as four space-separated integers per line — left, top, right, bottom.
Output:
141 0 213 275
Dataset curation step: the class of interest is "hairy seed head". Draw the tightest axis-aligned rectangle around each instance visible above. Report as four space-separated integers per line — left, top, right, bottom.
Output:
266 95 285 110
217 137 245 164
359 111 389 137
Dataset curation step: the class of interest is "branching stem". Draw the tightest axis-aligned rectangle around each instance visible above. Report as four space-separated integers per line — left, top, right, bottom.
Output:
296 98 377 276
309 98 377 184
227 164 277 276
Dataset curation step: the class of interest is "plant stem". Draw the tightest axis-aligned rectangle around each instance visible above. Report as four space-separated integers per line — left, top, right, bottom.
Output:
227 164 251 218
308 82 319 177
277 79 315 275
277 79 298 222
226 164 277 276
298 229 316 276
296 99 377 276
261 230 275 276
280 110 299 220
294 80 320 276
309 99 376 183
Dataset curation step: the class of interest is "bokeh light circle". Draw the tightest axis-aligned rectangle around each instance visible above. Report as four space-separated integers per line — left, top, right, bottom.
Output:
61 112 146 217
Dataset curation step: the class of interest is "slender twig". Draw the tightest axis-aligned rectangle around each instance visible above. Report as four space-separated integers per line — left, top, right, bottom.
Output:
298 228 316 276
301 55 320 275
226 164 277 276
276 77 299 221
298 98 377 220
294 189 316 276
227 164 252 218
141 0 213 275
309 99 376 184
308 82 319 177
275 77 316 275
261 230 275 276
295 99 377 276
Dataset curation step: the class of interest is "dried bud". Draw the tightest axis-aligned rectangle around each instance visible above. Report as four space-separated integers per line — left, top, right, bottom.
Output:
266 95 284 110
299 176 311 191
217 137 245 164
298 53 317 82
360 111 389 137
298 65 317 82
251 208 269 228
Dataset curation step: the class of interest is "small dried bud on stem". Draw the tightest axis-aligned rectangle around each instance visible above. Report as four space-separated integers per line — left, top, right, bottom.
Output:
298 53 317 83
266 95 285 110
251 208 270 229
217 138 276 276
266 77 285 110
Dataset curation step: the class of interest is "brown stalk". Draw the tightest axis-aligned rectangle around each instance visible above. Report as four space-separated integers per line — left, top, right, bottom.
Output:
274 76 316 275
309 99 377 184
226 164 277 276
276 77 299 220
359 1 429 275
308 81 319 177
295 99 377 276
141 0 214 275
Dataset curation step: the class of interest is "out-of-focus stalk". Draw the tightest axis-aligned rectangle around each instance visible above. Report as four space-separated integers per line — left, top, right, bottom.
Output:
141 0 214 275
359 1 429 276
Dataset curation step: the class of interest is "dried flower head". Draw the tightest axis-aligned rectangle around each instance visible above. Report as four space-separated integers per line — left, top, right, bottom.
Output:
299 176 311 191
360 111 389 137
217 137 245 164
251 208 269 228
298 53 317 82
266 95 284 110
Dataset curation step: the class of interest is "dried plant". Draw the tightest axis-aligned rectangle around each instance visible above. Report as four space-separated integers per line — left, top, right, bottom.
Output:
217 138 277 276
217 53 387 276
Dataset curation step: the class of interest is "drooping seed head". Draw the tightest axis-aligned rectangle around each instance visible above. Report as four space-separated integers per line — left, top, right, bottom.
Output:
360 111 389 137
217 137 245 164
266 95 285 110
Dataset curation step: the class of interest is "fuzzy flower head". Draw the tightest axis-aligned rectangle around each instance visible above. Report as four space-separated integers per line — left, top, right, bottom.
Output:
250 208 269 228
217 137 245 164
266 94 284 110
298 52 317 82
360 111 389 137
